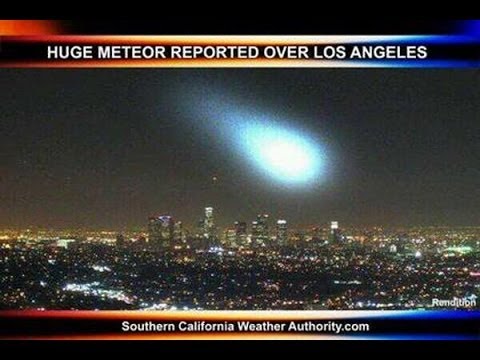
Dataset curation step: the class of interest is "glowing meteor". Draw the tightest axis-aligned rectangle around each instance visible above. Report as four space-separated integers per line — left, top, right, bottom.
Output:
181 91 327 187
240 122 323 185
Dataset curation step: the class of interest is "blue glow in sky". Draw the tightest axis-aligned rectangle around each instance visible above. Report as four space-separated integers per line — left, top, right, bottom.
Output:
187 94 327 187
240 120 323 185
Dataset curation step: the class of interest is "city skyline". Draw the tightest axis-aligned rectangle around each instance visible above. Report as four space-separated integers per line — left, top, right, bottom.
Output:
2 223 479 310
0 69 478 229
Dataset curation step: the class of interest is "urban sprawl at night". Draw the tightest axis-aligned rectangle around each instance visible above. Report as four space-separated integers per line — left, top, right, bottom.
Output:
1 207 479 310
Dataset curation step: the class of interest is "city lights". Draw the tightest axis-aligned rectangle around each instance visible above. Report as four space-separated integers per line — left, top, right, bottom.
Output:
1 220 479 311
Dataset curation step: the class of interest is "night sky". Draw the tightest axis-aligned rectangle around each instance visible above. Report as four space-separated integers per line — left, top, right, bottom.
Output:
0 69 478 229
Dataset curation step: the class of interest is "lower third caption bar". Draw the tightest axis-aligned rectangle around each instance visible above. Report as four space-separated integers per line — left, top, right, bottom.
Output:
121 320 370 334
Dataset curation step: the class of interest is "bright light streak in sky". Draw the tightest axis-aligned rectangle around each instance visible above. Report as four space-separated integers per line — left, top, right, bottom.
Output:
240 121 323 185
182 92 327 187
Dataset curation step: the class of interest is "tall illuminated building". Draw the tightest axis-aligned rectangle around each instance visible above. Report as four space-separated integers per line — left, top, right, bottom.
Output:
276 219 288 246
234 221 248 246
204 207 216 239
252 214 269 247
148 215 174 249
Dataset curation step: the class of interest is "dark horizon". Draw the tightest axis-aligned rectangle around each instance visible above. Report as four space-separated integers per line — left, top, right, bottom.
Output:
0 69 478 229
